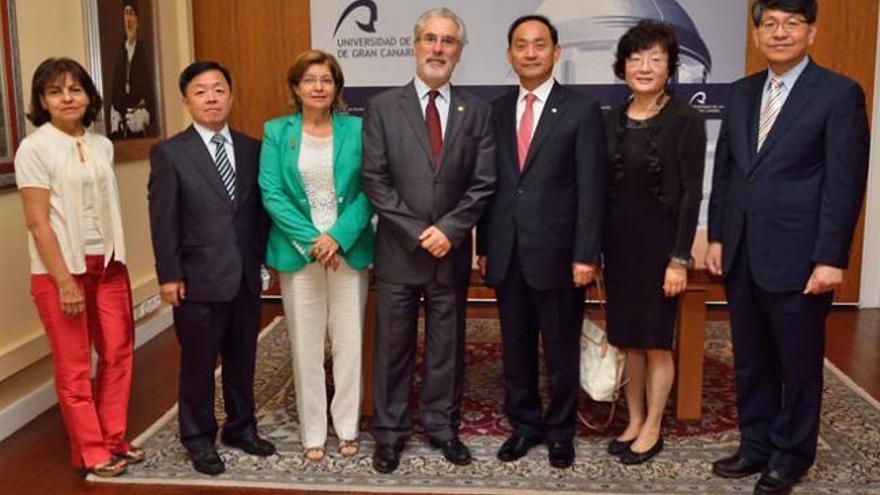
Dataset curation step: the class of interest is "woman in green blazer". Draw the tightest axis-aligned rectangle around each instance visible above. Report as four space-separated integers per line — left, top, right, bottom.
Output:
259 50 374 462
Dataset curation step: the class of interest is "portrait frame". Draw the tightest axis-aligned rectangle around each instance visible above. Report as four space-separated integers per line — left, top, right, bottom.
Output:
0 0 25 190
83 0 163 162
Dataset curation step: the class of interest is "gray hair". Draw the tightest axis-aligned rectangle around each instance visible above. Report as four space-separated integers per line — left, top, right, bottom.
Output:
413 7 468 45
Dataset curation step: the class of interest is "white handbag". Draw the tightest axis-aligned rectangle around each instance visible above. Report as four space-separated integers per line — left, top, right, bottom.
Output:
578 277 627 429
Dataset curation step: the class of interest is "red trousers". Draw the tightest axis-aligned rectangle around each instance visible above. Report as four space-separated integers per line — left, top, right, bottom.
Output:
31 256 134 468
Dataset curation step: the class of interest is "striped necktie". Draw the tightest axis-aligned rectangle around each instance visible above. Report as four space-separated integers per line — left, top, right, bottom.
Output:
211 133 235 200
757 77 783 152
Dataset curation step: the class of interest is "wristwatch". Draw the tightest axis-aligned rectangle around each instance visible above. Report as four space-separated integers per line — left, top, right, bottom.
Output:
669 255 694 269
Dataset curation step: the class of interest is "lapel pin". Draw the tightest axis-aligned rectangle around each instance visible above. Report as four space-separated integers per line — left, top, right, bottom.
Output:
457 105 465 112
289 137 296 149
551 107 558 113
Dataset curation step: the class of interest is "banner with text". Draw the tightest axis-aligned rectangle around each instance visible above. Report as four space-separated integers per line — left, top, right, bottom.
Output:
311 0 748 224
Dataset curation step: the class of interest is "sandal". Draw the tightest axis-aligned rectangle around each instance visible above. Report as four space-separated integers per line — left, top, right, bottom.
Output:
339 439 359 458
88 457 128 478
304 447 325 462
114 446 146 464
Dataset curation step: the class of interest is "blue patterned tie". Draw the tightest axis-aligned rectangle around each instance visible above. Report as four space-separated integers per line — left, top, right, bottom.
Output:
211 133 235 200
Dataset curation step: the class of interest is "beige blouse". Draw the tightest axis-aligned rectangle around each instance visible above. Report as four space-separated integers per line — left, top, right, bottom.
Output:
15 123 126 275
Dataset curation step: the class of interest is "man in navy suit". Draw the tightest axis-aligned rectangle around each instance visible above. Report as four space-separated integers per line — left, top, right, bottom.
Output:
149 61 275 476
706 2 869 494
476 15 605 469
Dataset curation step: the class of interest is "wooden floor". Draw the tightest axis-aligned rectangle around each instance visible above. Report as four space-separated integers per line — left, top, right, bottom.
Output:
0 302 876 495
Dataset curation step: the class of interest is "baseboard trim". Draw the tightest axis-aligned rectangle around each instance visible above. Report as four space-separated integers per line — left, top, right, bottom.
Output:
0 306 173 442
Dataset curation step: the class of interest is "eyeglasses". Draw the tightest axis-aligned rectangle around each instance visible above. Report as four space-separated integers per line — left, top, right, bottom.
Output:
625 56 668 70
300 77 334 87
418 34 460 48
758 18 808 34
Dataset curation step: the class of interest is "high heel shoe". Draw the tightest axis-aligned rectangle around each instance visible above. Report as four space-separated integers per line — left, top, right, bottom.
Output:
87 457 128 477
619 436 663 465
113 446 146 464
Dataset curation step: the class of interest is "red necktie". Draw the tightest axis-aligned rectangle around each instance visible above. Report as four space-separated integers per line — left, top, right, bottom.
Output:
517 92 536 171
426 90 443 165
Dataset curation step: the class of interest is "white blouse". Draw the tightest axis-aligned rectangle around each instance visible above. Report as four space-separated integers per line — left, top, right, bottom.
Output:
298 132 337 233
15 123 126 274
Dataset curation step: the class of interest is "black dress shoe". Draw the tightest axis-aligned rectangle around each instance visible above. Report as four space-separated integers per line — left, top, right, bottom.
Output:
754 469 799 495
190 449 225 476
429 437 472 466
221 433 276 456
619 436 663 465
547 439 575 469
607 438 636 456
712 453 767 479
497 434 542 462
373 443 403 474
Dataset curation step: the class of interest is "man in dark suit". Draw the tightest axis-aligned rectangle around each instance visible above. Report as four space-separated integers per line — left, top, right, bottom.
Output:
361 7 496 474
109 0 156 139
148 61 275 476
476 15 606 469
706 2 869 493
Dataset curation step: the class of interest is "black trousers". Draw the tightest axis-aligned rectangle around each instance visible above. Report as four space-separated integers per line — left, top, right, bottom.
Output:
495 251 585 442
725 244 832 477
173 285 261 454
371 277 468 446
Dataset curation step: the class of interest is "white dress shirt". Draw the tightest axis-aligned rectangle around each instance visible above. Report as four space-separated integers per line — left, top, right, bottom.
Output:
516 77 555 135
193 122 236 171
760 55 809 112
413 76 451 138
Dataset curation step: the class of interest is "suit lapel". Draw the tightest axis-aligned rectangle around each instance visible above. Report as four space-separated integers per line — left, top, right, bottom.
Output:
281 113 306 197
332 114 349 195
521 83 566 176
182 126 233 206
497 89 519 178
438 87 466 174
399 82 435 169
231 130 252 209
747 72 764 168
753 61 818 168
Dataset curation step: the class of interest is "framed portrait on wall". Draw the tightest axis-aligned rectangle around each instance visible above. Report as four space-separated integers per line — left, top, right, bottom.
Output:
84 0 163 162
0 0 25 190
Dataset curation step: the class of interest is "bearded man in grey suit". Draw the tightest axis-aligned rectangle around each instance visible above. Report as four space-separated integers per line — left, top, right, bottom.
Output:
361 7 497 475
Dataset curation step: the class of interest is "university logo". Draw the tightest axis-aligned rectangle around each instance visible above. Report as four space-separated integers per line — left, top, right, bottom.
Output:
333 0 378 36
689 91 708 106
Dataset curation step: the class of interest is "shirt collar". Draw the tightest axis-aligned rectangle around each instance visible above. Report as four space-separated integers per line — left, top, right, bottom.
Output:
193 121 232 147
518 77 555 103
43 122 86 143
413 76 451 103
767 55 809 91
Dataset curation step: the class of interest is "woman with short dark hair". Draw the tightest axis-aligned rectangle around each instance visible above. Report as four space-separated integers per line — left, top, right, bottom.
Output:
16 57 144 477
259 50 374 462
602 20 706 464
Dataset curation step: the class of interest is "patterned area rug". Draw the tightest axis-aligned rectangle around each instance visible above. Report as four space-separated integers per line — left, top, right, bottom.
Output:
91 317 880 494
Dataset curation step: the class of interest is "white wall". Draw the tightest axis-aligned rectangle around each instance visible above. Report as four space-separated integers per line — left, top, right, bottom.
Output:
860 5 880 308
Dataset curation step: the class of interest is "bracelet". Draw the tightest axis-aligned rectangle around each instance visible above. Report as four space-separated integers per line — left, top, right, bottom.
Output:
669 255 693 268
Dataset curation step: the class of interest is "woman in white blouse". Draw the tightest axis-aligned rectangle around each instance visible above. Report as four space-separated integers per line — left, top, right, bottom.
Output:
259 50 374 461
16 58 143 477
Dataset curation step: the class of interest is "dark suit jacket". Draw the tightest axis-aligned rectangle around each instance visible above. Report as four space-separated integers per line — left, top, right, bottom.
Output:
361 81 497 286
148 126 267 302
708 59 869 292
477 82 607 290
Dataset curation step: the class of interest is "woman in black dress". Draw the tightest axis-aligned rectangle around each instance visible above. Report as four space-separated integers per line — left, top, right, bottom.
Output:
602 20 706 464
